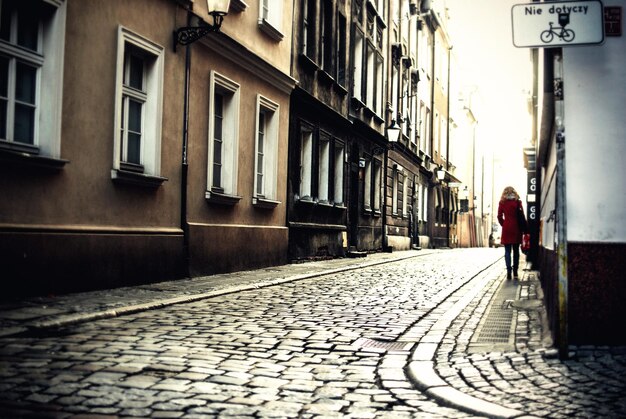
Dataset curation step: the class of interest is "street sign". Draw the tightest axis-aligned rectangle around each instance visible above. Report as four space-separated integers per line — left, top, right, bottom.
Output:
512 1 604 48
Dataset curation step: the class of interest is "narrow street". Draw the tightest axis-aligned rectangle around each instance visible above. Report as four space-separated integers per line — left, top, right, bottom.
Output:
0 249 624 418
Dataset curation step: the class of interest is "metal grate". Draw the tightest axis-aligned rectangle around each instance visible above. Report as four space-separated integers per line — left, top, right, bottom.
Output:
472 281 518 345
354 337 414 351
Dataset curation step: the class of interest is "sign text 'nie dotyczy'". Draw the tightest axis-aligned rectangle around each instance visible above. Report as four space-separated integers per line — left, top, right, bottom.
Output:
512 1 604 48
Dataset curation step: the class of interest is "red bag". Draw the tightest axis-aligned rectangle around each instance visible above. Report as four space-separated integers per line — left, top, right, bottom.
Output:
521 233 531 254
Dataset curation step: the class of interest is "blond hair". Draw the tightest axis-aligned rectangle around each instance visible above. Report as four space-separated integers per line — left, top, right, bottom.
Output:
500 186 520 202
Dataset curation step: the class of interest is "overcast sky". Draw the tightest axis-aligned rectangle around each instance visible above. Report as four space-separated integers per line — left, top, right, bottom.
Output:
446 0 533 195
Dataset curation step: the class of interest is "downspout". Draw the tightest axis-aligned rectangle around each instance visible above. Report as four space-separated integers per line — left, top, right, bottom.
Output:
180 11 192 278
554 50 568 358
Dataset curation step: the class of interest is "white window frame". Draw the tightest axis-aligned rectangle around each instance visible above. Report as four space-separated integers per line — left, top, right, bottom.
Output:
402 174 409 217
258 0 283 41
207 71 240 199
333 142 344 205
352 27 364 101
0 0 65 159
373 159 381 212
112 26 164 179
364 158 372 210
253 94 280 206
299 126 313 200
318 135 330 203
392 166 400 216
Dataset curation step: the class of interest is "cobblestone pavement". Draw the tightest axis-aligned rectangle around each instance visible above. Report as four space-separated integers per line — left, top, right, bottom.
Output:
0 248 625 418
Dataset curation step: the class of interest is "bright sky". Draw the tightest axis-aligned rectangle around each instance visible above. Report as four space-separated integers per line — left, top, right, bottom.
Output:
446 0 533 196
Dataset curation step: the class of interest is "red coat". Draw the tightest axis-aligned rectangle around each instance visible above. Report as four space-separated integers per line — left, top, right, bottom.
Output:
497 199 524 245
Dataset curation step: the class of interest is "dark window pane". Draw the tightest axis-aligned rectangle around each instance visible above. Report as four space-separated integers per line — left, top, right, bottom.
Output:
15 62 36 104
0 99 7 138
126 132 141 164
17 6 39 51
0 55 8 98
212 162 221 188
0 2 12 42
14 103 34 144
128 99 142 133
214 139 222 163
128 54 144 90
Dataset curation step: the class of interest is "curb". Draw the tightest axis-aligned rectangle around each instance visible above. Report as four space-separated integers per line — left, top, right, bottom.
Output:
405 264 540 419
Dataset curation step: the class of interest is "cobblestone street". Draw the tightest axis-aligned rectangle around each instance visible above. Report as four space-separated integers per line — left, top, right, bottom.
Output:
0 249 625 418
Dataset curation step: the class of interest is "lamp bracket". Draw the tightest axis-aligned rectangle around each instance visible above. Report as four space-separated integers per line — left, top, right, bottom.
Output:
173 13 225 52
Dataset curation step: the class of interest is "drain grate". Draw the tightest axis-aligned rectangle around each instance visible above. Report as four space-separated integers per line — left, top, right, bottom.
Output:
471 280 519 346
354 337 414 351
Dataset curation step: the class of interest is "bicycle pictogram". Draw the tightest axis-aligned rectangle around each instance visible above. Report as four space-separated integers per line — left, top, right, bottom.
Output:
540 12 575 43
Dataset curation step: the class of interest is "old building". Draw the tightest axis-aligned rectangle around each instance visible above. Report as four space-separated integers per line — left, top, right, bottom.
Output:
0 0 296 296
287 0 389 259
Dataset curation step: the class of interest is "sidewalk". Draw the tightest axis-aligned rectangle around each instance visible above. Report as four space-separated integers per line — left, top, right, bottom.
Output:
0 249 436 338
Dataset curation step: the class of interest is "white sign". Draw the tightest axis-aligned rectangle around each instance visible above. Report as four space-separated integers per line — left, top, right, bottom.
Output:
512 1 604 48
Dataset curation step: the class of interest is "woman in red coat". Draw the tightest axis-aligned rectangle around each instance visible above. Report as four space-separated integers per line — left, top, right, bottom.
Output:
497 186 526 279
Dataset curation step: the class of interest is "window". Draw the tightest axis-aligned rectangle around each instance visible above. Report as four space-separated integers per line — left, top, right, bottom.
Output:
373 159 381 212
254 95 279 206
333 142 344 205
207 71 240 202
301 0 315 58
352 28 364 101
402 175 409 217
363 159 372 210
421 183 428 222
113 27 164 185
0 0 65 162
336 13 346 86
354 4 384 116
320 0 333 74
392 167 399 215
318 136 330 202
259 0 283 41
299 126 313 200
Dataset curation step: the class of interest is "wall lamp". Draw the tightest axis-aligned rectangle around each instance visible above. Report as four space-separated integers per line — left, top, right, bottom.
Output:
173 0 231 52
387 120 402 143
436 165 445 181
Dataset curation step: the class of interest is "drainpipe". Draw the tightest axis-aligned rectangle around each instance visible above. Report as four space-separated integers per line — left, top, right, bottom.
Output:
445 46 452 247
554 50 568 358
180 11 192 278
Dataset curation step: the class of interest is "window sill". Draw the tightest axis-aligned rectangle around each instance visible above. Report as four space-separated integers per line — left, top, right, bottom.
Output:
0 147 68 171
253 196 280 209
333 82 349 96
351 97 366 111
298 54 318 73
258 18 284 42
317 69 335 85
111 169 167 188
205 190 242 206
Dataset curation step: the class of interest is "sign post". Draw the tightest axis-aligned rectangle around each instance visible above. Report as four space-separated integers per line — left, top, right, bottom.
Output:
512 1 604 48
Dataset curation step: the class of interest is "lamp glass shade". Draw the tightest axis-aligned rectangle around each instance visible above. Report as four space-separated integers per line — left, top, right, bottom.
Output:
207 0 230 14
387 121 401 143
436 168 445 180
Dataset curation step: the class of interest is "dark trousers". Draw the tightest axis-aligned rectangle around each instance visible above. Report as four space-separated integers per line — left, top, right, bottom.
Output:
504 244 520 271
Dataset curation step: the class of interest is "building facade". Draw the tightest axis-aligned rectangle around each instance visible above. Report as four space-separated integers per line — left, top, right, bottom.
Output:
532 0 626 347
1 0 483 297
0 0 296 296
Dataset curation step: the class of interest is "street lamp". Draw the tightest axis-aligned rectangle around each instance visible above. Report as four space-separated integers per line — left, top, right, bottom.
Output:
436 165 445 181
387 120 402 143
173 0 231 51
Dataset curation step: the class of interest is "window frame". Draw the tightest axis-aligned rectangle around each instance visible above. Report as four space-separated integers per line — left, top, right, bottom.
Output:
206 71 240 203
253 94 280 208
258 0 284 41
0 0 66 168
112 26 165 187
